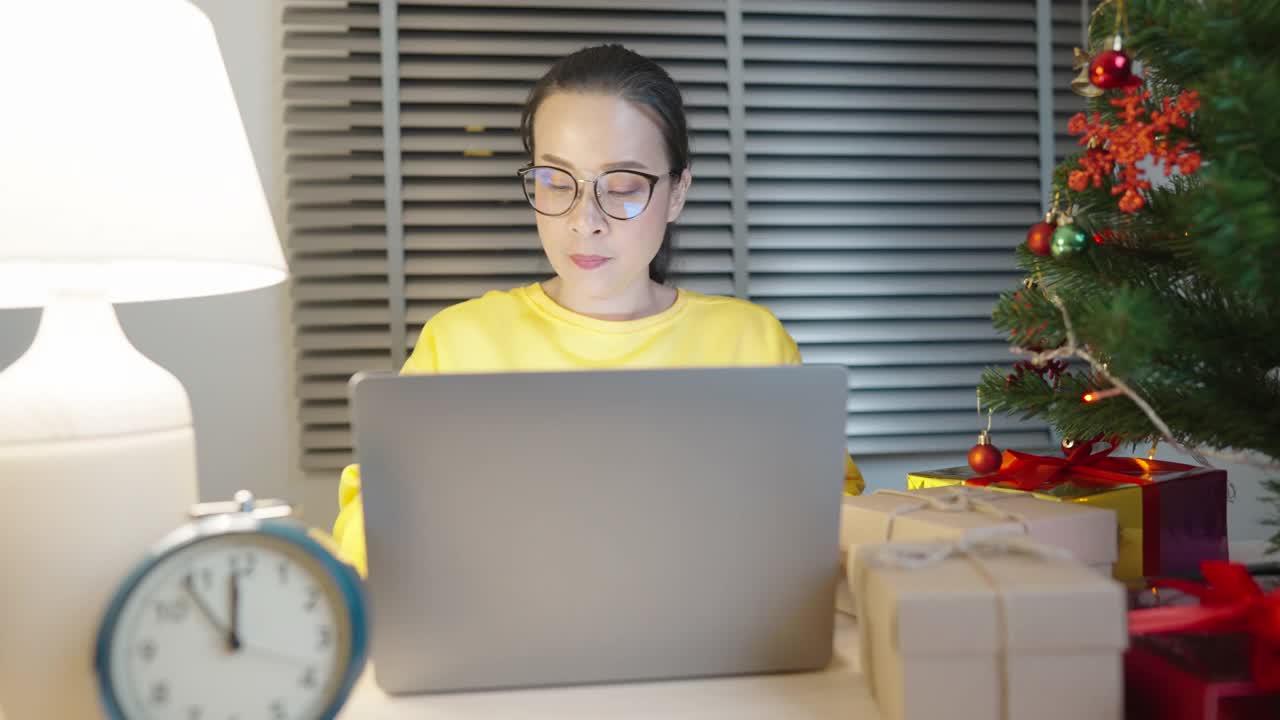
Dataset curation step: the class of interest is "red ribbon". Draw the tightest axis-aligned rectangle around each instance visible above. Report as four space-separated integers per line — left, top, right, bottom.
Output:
968 435 1193 492
1129 561 1280 691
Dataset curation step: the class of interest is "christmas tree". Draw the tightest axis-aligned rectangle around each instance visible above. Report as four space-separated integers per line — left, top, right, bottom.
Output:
975 0 1280 546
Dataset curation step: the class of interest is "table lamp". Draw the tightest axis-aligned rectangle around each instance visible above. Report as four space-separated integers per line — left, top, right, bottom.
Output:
0 1 287 717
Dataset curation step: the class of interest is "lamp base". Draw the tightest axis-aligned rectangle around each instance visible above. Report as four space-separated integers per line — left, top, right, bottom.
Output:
0 292 198 718
0 428 196 718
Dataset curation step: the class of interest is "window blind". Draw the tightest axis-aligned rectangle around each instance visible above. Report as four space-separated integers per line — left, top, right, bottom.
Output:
741 0 1058 454
283 1 390 473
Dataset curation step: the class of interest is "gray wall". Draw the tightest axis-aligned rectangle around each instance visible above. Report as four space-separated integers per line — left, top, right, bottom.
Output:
2 1 1271 543
0 0 299 509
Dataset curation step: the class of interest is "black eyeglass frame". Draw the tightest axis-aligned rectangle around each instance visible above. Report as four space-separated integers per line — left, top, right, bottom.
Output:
516 164 680 221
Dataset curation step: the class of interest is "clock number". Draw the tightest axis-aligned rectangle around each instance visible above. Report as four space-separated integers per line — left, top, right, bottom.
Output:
300 666 318 689
304 586 320 612
138 639 157 663
150 681 169 705
229 551 257 578
318 624 333 650
278 560 290 585
270 699 287 719
186 706 204 720
155 596 189 623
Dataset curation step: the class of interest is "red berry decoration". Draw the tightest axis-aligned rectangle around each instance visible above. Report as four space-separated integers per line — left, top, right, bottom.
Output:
1025 221 1056 257
968 430 1002 474
1089 48 1139 90
1067 87 1201 214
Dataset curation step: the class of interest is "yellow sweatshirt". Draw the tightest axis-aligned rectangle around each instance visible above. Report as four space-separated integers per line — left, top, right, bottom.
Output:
333 282 864 576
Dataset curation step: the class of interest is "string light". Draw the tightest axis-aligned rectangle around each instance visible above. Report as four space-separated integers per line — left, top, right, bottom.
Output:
1082 387 1125 403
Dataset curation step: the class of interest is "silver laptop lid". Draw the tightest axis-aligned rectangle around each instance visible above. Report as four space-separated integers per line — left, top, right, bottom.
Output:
351 365 848 694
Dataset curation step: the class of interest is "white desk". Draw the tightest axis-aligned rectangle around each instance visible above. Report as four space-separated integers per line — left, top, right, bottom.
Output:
338 542 1276 718
341 613 879 719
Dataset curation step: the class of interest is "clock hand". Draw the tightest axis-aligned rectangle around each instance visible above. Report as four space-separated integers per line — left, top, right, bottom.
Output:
182 573 229 638
228 571 243 651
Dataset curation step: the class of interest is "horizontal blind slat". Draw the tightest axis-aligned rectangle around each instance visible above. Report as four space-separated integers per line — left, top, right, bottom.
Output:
745 134 1038 156
397 0 726 9
748 205 1037 226
396 36 728 60
765 296 997 321
800 341 1014 367
397 10 727 36
749 250 1019 273
751 273 1018 297
741 1 1036 20
747 180 1038 204
742 17 1034 44
790 318 1002 343
749 227 1024 249
748 157 1039 181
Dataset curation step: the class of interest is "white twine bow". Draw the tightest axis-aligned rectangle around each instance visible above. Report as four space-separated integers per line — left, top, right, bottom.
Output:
872 487 1032 542
869 534 1074 571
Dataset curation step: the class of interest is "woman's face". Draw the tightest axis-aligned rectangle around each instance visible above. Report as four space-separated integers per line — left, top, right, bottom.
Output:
529 92 690 299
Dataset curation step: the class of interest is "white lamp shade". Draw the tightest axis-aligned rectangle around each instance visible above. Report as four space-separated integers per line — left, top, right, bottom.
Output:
0 0 287 309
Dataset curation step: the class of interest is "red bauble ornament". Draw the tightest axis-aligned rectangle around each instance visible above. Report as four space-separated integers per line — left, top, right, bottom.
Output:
1026 221 1056 257
968 431 1002 474
1089 48 1139 90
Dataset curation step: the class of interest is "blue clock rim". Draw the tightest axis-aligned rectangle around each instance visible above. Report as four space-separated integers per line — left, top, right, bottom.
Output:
93 518 370 720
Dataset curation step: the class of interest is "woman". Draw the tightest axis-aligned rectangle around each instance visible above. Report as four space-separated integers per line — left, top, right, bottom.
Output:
333 44 864 576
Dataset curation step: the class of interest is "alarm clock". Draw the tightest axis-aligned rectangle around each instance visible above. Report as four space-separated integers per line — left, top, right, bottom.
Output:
94 490 368 720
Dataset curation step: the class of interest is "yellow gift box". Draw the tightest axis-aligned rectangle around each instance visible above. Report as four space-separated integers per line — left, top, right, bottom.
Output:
906 443 1228 581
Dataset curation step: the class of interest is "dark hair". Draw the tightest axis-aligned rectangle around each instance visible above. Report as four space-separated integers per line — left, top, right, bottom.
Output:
520 44 689 285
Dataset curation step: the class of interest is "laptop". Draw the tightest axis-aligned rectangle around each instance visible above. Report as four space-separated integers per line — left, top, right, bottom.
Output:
349 365 848 694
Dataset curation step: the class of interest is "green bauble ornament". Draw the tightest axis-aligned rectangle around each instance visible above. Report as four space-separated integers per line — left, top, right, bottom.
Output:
1051 224 1088 257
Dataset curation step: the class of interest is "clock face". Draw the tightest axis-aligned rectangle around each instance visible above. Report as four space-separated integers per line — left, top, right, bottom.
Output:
104 532 351 719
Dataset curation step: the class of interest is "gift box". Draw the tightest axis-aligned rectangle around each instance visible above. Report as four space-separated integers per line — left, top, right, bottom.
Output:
850 537 1128 720
906 439 1228 580
1124 561 1280 720
1126 634 1280 720
834 486 1117 615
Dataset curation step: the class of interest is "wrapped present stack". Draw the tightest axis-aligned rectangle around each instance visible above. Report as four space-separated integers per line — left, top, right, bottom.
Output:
905 438 1229 581
850 536 1128 720
836 438 1248 720
836 485 1117 615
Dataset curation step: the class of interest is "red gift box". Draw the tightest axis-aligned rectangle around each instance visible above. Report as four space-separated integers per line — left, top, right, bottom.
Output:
1125 562 1280 720
1126 633 1280 720
909 436 1228 579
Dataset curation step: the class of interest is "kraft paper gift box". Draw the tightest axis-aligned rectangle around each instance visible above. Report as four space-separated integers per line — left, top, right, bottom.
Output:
850 537 1128 720
905 441 1228 581
834 486 1117 615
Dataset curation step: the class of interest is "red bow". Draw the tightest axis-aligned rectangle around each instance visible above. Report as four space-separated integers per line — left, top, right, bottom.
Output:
968 435 1192 492
1129 561 1280 691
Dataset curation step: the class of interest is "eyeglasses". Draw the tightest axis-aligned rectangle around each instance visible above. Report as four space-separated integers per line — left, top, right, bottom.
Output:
517 164 677 221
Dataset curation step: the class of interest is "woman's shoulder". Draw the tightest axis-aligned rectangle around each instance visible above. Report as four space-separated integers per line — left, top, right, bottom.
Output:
426 285 535 330
680 288 786 328
679 289 799 363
